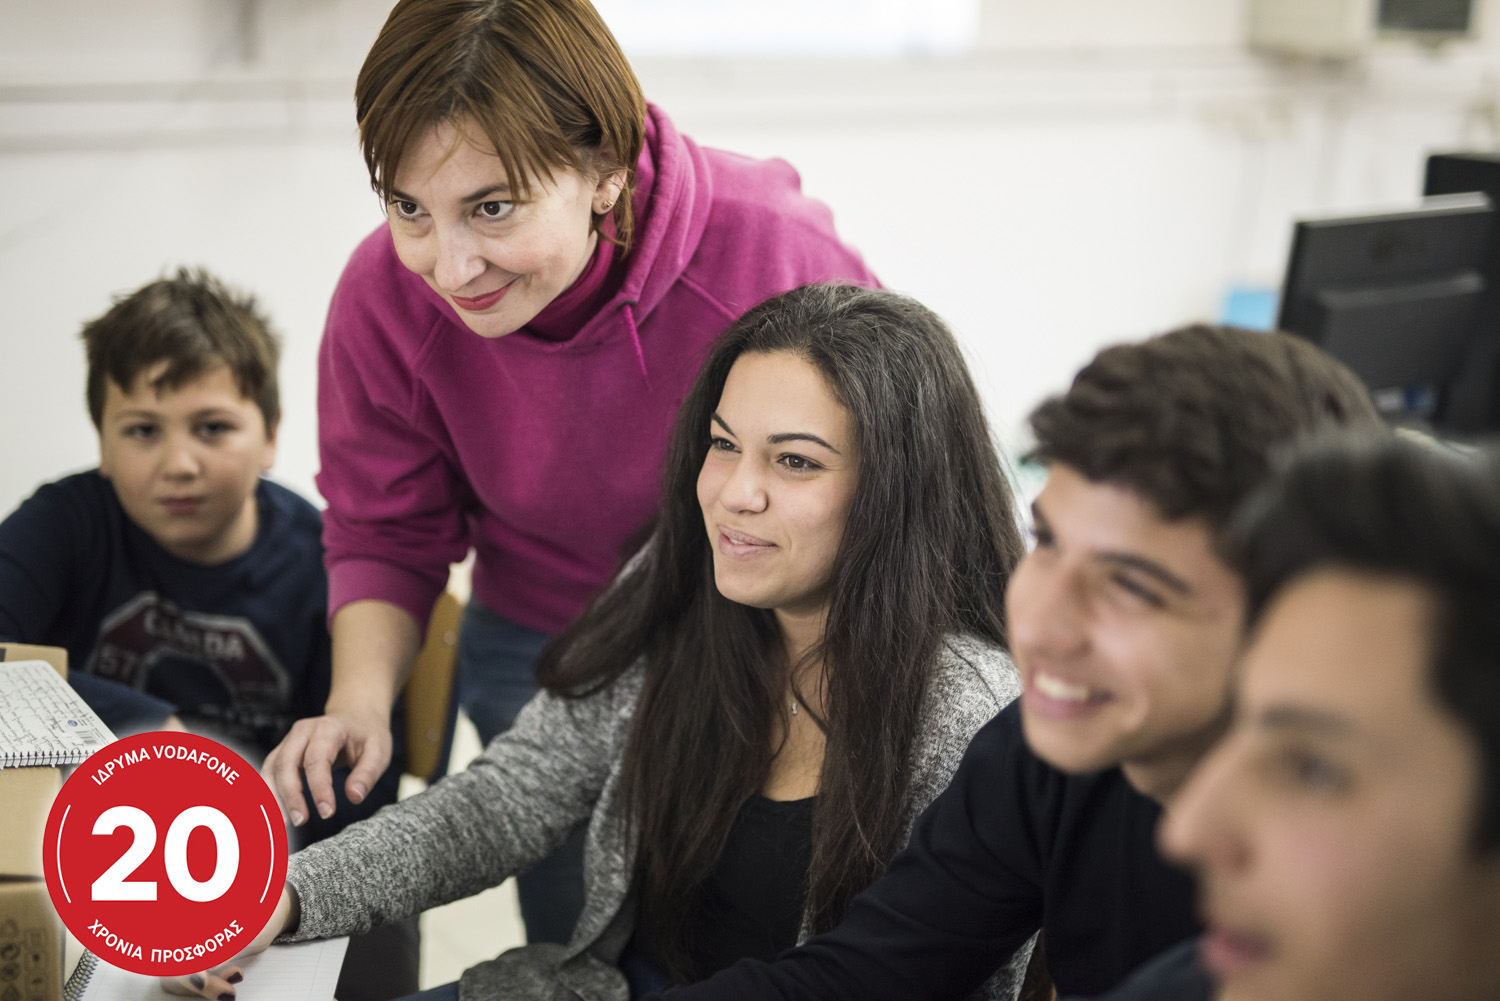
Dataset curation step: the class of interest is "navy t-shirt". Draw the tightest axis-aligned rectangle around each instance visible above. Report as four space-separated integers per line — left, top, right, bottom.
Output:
651 702 1201 1000
0 470 331 755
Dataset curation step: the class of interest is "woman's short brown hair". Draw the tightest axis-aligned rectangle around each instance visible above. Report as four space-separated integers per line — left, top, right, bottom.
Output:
355 0 647 252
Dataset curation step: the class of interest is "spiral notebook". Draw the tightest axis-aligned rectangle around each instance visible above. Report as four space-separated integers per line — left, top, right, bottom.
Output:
63 938 349 1001
0 659 114 767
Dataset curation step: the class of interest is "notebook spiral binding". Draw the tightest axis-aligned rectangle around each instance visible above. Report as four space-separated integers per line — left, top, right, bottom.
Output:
61 951 99 1001
0 748 91 767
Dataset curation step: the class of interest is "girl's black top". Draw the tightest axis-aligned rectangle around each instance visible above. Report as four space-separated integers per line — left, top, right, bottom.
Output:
684 794 816 978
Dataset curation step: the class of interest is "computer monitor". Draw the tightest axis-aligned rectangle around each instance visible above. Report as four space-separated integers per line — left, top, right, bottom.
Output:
1276 192 1495 430
1426 152 1500 208
1425 153 1500 432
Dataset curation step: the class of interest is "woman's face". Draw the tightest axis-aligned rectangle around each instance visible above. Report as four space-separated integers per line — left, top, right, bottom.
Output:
697 351 859 621
386 118 624 339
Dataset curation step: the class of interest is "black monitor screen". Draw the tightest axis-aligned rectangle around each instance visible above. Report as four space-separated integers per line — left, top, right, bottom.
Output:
1276 193 1493 422
1424 153 1500 432
1379 0 1474 33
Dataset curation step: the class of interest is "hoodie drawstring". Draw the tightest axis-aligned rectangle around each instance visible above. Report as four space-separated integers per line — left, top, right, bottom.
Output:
622 302 650 387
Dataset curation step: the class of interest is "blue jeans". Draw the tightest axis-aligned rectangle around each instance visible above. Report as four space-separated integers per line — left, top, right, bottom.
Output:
456 598 587 946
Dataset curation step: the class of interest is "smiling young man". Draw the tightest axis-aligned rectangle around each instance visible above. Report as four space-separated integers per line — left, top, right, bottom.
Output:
1091 433 1500 1001
647 324 1378 1001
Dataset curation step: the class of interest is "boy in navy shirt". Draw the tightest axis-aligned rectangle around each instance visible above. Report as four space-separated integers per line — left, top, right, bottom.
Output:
0 268 414 999
0 268 330 752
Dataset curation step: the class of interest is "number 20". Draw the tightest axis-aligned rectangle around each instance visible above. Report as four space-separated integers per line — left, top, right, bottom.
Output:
91 806 240 902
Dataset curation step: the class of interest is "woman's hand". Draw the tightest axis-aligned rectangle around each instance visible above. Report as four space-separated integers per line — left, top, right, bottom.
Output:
264 708 393 825
160 887 298 998
264 600 420 825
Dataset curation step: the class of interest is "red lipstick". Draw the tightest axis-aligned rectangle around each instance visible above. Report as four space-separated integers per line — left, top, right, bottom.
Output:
451 283 511 311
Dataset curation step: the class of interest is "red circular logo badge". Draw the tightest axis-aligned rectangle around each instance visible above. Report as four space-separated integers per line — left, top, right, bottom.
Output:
42 731 287 976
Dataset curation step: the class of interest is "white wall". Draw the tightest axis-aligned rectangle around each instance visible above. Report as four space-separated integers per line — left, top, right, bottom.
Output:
3 0 1499 515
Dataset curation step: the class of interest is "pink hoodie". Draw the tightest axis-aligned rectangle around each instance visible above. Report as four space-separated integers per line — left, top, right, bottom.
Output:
317 105 877 634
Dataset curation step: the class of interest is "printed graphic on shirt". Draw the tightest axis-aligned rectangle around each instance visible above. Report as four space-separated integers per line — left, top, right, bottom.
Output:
85 592 292 739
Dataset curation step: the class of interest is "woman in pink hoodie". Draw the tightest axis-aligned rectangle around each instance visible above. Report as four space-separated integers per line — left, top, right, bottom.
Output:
264 0 876 948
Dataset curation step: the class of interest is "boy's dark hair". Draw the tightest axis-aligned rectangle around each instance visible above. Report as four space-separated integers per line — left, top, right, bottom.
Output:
81 268 281 432
1230 432 1500 851
1028 325 1380 535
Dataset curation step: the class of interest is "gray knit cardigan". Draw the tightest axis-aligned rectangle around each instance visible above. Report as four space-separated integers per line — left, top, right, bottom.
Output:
282 635 1029 1000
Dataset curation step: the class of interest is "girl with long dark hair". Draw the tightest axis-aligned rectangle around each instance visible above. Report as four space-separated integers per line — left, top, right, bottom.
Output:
179 284 1029 1001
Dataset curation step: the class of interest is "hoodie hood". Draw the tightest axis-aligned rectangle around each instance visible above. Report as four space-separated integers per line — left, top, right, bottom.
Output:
561 104 713 356
619 104 714 319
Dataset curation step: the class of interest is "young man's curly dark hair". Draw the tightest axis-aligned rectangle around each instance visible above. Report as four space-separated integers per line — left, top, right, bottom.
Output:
1028 324 1381 537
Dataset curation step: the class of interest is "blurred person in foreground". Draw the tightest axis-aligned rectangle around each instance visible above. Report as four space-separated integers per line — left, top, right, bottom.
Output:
1090 432 1500 1001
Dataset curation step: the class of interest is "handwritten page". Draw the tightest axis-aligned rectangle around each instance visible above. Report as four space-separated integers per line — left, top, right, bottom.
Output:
64 938 350 1001
0 660 113 766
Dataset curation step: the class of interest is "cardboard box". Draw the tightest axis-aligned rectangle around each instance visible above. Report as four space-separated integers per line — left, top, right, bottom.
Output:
1 643 71 1001
0 644 66 680
0 769 63 1001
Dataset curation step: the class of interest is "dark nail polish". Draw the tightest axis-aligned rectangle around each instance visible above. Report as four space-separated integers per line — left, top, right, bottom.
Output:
227 972 243 984
219 993 235 1001
190 974 205 990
